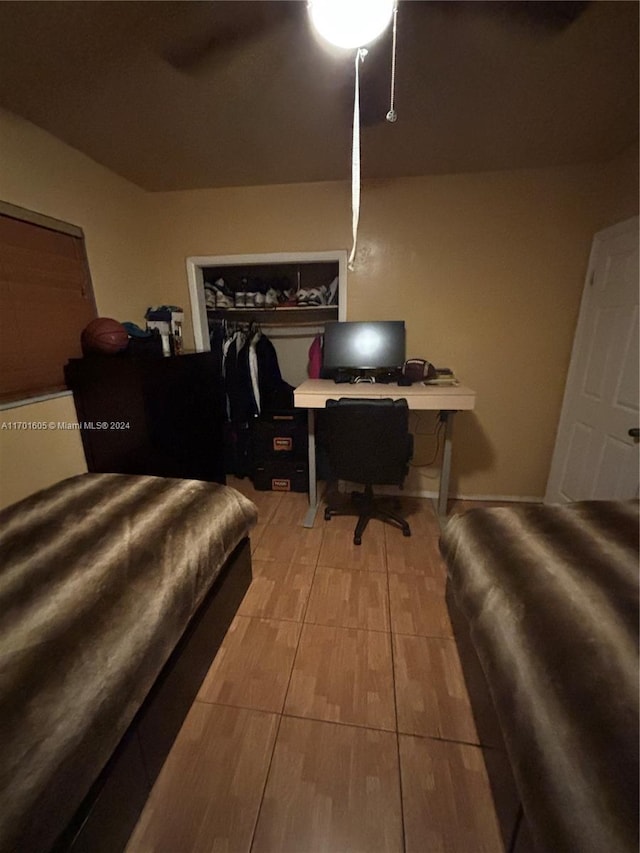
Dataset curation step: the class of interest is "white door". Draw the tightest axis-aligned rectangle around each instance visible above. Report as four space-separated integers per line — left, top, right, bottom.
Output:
545 217 639 503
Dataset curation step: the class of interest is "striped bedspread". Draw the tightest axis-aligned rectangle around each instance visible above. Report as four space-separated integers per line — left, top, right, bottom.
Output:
0 473 257 853
441 500 639 853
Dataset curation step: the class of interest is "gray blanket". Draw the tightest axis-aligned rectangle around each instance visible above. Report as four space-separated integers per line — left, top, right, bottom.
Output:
441 501 639 853
0 473 257 853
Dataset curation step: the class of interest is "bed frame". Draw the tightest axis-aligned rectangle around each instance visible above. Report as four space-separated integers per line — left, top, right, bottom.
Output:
443 501 640 853
446 582 535 853
53 537 252 853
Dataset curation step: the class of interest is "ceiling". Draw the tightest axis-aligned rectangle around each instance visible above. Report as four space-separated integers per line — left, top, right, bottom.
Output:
0 1 637 192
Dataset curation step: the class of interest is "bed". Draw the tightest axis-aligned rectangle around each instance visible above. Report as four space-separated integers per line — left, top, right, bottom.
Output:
441 500 639 853
0 473 258 853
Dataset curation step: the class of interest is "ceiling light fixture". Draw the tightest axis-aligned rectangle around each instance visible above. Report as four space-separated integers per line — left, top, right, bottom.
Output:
308 0 399 271
308 0 395 50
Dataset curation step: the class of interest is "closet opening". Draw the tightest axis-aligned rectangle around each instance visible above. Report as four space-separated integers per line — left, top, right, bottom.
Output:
186 250 347 388
186 251 347 482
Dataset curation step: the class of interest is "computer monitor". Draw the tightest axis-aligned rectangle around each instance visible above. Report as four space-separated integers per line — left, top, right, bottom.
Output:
322 321 406 375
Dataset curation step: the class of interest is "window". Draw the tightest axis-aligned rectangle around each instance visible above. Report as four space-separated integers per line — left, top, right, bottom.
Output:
0 202 96 403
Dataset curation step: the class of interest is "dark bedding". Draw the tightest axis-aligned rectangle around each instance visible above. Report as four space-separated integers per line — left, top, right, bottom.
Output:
0 473 257 853
441 500 639 853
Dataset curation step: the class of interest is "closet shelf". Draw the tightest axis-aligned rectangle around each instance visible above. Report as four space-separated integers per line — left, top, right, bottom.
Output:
207 306 338 326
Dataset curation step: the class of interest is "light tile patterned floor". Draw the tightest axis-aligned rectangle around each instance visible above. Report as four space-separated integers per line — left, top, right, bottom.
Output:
126 481 508 853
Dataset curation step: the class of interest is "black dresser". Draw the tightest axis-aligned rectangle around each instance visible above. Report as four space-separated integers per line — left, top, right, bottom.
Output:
65 352 226 484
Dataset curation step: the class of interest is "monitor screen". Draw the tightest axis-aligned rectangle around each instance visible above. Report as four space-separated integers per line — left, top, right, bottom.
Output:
323 321 406 372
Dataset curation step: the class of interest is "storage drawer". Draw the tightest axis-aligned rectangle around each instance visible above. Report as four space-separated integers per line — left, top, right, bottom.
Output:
251 411 308 462
252 460 308 492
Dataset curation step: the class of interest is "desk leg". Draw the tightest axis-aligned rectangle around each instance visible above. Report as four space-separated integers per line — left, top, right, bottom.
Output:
437 411 455 517
303 409 319 528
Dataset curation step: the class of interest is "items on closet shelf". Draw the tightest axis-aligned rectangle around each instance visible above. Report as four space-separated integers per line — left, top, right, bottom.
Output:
210 320 296 478
205 275 338 310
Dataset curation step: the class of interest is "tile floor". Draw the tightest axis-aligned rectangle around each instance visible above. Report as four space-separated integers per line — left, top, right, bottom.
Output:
126 482 508 853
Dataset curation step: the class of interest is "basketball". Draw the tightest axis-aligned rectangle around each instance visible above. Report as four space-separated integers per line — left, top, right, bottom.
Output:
81 317 129 356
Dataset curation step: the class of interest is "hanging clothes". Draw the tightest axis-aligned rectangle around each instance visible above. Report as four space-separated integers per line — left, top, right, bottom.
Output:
210 320 294 477
251 330 295 412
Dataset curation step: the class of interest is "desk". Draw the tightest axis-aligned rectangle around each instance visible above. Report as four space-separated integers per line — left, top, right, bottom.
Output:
294 379 477 527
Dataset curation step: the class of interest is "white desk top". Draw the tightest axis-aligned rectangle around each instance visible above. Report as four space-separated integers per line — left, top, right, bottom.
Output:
294 379 476 411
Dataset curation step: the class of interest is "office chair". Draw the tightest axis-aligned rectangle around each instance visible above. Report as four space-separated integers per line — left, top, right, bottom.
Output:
323 398 413 545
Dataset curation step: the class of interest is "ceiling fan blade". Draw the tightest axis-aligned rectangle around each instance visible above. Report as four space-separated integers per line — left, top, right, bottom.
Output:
428 1 591 33
489 1 590 32
163 31 231 71
160 1 293 73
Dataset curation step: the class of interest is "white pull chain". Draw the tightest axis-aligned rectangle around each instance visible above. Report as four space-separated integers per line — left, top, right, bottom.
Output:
386 2 399 123
348 48 367 272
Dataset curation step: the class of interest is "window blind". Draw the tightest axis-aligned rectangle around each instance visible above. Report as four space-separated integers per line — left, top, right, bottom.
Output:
0 205 96 403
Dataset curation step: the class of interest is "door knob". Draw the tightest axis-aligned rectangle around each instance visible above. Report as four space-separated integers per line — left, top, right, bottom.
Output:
629 428 640 439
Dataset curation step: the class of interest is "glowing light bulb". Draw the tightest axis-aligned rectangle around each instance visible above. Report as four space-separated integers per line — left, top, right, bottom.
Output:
309 0 395 50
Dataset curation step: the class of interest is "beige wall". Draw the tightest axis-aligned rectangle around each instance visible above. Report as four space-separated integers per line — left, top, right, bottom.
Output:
0 395 87 507
147 149 638 499
0 109 154 507
592 142 639 229
1 105 637 506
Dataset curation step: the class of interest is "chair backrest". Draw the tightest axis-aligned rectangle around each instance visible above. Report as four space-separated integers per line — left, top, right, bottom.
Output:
324 398 411 486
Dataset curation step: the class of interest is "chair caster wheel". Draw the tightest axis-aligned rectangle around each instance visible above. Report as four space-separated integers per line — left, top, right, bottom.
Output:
403 529 411 537
354 536 362 546
324 508 332 521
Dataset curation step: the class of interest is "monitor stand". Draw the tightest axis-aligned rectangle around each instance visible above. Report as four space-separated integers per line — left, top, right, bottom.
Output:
332 369 375 384
332 368 397 384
